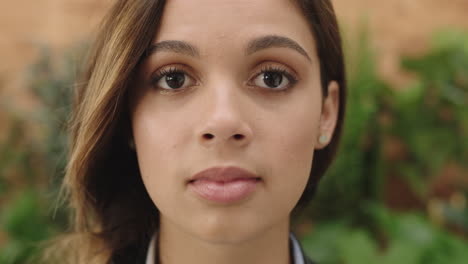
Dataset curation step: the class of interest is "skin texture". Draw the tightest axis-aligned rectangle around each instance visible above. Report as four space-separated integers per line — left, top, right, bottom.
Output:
130 0 339 263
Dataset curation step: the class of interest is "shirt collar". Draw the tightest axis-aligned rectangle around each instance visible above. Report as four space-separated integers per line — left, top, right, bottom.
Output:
145 231 306 264
145 232 157 264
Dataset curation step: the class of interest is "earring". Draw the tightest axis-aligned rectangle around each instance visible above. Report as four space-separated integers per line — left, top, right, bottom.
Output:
319 134 328 145
129 138 136 150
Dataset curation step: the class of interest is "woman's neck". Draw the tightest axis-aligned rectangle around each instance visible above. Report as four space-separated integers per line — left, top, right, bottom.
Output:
157 217 292 264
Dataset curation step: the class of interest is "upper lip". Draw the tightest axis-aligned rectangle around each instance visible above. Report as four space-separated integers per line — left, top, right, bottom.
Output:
188 166 261 183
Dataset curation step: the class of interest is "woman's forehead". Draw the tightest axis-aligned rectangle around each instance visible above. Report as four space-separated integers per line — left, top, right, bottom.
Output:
154 0 316 56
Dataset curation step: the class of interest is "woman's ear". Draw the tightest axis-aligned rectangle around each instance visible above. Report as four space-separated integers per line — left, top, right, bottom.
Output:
315 81 340 150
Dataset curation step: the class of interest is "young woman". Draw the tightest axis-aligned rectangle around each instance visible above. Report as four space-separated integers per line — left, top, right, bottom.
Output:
45 0 346 263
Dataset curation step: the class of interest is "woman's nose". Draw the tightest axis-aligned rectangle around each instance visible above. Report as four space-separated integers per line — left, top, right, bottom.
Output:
196 86 253 148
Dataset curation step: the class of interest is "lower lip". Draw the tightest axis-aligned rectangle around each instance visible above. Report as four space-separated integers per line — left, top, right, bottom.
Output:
189 178 259 204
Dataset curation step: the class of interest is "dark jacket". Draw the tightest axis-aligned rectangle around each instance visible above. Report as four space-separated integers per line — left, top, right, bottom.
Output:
111 232 315 264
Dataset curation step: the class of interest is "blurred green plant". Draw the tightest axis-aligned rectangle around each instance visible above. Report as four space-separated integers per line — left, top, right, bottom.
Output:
299 28 468 263
390 30 468 198
0 189 51 263
0 46 82 263
302 203 468 264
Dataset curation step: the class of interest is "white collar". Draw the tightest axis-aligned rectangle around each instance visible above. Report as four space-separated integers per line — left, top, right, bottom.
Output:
145 232 305 264
145 232 157 264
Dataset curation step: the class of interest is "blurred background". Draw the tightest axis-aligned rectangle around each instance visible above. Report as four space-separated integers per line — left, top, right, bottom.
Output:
0 0 467 263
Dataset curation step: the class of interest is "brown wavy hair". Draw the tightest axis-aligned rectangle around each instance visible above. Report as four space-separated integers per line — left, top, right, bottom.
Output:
41 0 346 263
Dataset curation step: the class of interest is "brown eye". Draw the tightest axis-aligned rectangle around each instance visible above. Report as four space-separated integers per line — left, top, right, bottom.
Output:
257 71 288 89
151 67 196 91
250 66 298 91
163 72 186 89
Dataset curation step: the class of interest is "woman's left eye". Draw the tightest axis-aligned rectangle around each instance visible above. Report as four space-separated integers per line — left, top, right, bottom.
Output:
249 67 298 91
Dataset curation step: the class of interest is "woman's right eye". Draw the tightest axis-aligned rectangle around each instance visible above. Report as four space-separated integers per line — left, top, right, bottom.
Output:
151 67 197 92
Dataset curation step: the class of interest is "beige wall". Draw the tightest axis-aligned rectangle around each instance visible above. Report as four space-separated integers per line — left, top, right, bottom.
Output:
334 0 468 86
1 0 467 104
0 0 111 114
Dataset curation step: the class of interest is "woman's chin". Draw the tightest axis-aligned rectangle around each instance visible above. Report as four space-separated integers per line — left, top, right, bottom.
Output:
188 220 267 245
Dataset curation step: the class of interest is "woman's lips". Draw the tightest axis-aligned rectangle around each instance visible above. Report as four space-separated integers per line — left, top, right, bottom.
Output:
188 166 261 204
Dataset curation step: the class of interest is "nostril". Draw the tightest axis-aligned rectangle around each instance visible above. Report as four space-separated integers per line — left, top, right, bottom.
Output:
233 134 244 140
203 134 214 140
202 133 246 141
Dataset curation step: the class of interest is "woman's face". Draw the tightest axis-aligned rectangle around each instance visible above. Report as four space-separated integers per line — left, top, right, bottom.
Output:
131 0 338 243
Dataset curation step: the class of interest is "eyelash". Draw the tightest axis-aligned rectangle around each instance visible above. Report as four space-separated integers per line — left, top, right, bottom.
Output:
150 64 299 93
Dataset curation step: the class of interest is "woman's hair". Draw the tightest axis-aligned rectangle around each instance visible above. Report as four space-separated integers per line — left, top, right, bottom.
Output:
42 0 346 263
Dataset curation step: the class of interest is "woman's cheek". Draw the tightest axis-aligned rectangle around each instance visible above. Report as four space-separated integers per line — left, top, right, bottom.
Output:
266 104 319 195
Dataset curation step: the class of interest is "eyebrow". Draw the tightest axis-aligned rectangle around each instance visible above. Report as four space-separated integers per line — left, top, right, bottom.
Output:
145 34 311 62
